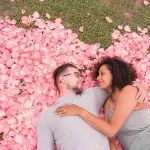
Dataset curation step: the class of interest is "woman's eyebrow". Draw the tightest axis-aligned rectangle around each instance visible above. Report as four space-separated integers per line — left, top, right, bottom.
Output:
99 70 104 74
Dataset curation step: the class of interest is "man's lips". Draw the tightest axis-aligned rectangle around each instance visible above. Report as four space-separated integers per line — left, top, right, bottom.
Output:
98 81 103 85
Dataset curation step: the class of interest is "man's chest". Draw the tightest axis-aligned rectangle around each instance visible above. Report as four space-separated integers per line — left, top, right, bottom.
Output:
51 95 101 136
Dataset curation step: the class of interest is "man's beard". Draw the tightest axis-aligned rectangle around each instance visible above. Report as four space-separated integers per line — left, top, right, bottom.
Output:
73 87 83 95
66 82 83 95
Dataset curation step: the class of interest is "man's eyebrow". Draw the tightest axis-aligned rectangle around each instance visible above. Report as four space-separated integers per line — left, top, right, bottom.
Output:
75 71 80 74
63 73 71 76
78 69 84 72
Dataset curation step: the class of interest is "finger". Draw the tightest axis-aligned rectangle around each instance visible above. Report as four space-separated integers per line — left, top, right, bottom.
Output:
143 96 148 103
56 110 67 115
137 96 142 103
56 106 67 111
138 95 145 103
142 93 148 103
134 103 148 110
58 114 69 117
55 108 66 114
136 91 141 101
136 92 145 103
57 106 66 109
66 104 73 107
55 107 63 111
58 111 67 115
66 103 73 105
55 109 63 112
134 106 140 111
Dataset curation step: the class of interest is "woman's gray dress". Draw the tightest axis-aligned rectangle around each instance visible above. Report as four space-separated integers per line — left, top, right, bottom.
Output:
108 108 150 150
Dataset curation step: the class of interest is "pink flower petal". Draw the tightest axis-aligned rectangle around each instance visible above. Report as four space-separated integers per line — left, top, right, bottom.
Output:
105 16 113 23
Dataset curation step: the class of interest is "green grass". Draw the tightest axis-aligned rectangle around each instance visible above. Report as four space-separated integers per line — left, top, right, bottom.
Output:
0 0 150 47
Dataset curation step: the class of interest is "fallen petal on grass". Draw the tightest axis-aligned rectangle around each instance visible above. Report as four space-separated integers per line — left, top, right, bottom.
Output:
21 9 26 14
105 16 113 23
118 25 123 30
144 0 149 5
46 13 51 19
79 26 84 32
124 25 131 32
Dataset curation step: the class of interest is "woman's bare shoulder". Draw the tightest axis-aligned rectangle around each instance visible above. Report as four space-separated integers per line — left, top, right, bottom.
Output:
122 85 138 93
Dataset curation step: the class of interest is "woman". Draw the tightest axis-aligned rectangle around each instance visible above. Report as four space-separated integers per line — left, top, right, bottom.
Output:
56 57 150 150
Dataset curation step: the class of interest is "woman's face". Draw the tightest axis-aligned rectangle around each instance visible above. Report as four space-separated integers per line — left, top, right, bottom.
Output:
97 64 112 91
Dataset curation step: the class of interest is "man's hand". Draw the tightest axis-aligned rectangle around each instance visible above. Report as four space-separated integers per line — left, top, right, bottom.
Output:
133 82 148 103
134 103 149 110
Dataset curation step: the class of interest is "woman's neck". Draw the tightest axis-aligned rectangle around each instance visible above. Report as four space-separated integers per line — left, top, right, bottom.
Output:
110 89 121 102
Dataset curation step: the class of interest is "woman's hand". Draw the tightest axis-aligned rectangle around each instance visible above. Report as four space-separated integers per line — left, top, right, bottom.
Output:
55 104 85 117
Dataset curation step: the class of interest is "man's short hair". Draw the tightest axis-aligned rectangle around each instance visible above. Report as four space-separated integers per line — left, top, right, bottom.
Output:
53 63 77 88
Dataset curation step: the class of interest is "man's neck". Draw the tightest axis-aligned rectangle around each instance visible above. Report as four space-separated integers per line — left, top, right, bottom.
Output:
59 89 75 97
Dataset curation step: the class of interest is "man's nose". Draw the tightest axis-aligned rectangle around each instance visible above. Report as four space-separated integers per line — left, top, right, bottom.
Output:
80 76 85 82
97 75 101 81
82 77 85 83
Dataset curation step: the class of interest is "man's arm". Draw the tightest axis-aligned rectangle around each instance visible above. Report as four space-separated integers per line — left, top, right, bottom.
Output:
133 81 148 103
94 87 109 108
36 111 55 150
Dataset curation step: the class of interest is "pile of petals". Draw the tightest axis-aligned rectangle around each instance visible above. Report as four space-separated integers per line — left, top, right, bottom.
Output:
0 12 149 150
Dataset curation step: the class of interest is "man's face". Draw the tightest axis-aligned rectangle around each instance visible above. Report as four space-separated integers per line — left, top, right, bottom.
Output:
60 67 84 93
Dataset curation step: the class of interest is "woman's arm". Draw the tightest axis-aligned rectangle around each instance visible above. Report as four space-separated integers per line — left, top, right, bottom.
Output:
80 86 137 137
56 85 138 138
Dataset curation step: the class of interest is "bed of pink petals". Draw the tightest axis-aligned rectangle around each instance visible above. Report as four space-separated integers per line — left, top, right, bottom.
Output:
0 12 149 150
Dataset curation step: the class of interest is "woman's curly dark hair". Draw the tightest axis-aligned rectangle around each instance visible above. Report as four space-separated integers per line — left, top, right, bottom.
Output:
93 56 137 94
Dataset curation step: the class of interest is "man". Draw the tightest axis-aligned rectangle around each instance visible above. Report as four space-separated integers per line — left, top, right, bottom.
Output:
36 63 146 150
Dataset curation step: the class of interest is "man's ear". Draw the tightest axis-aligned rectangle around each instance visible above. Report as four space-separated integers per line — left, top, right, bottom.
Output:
59 78 65 84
